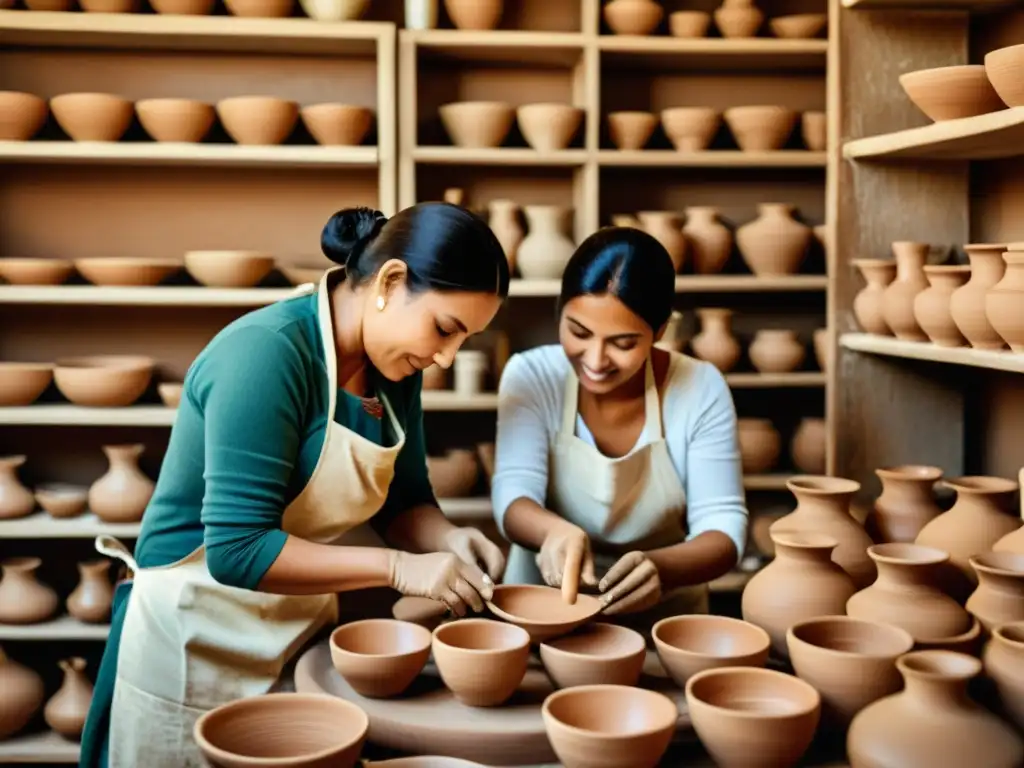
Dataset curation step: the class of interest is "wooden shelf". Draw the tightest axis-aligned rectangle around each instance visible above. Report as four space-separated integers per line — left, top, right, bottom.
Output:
411 147 588 166
0 731 78 764
725 372 826 388
405 29 585 66
0 513 141 540
0 616 109 641
843 108 1024 161
840 332 1024 373
743 474 796 491
598 150 827 168
842 0 1015 9
597 37 828 71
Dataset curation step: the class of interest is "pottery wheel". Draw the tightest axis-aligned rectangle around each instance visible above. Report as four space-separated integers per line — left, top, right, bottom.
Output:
294 640 692 766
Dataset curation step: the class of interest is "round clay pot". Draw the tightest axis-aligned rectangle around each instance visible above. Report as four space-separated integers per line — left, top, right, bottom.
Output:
184 250 275 288
88 444 155 523
636 211 686 272
50 93 134 142
298 0 368 20
150 0 215 13
0 363 53 407
0 455 34 521
882 241 930 342
770 13 826 38
0 92 47 141
603 0 664 35
34 484 88 519
713 4 764 37
983 621 1024 730
950 243 1007 350
300 103 373 146
53 355 154 408
723 106 798 151
157 382 183 408
985 250 1024 351
329 619 431 698
660 107 720 152
683 206 732 274
790 417 826 474
898 65 1006 122
749 329 805 373
848 651 1024 768
691 308 740 372
0 557 58 625
867 464 942 544
813 328 829 372
487 199 523 274
432 619 530 707
486 584 602 643
44 657 93 740
669 10 711 37
736 203 811 276
652 614 770 687
914 265 971 346
852 259 898 335
426 449 479 498
801 110 826 150
0 646 44 740
736 418 781 474
985 43 1024 107
66 560 114 624
216 96 299 145
966 551 1024 633
443 0 502 30
539 623 646 689
74 257 182 287
135 98 214 143
0 258 74 286
516 205 575 279
787 616 914 728
607 111 658 150
223 0 293 16
516 103 583 152
438 101 514 148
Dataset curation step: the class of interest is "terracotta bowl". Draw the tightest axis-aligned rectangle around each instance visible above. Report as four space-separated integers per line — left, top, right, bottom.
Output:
802 111 826 151
50 93 134 142
35 484 89 519
914 615 983 655
899 65 1006 122
0 258 74 286
0 362 53 406
0 92 48 141
426 449 479 498
486 584 603 642
769 13 827 39
194 692 368 768
150 0 215 13
299 0 368 20
985 43 1024 107
158 382 183 408
603 0 664 35
438 101 515 149
723 105 798 151
660 107 720 152
330 619 431 699
278 261 329 286
300 103 373 146
216 97 299 146
539 622 646 689
607 111 658 150
686 667 821 767
669 10 711 38
184 250 275 288
53 355 154 407
431 618 530 707
74 257 182 287
392 595 449 631
542 685 678 768
652 615 771 688
367 758 488 767
223 0 293 16
80 0 136 10
136 98 215 143
516 103 584 152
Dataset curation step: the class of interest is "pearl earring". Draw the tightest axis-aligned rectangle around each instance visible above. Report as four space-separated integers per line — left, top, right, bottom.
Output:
376 296 386 311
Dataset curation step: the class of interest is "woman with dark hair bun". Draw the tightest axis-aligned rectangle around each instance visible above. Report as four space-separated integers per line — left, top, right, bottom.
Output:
492 226 747 625
81 202 510 768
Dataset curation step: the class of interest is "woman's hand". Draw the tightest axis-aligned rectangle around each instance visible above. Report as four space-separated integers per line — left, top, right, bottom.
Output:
387 550 492 617
536 520 598 591
442 527 506 583
600 551 661 615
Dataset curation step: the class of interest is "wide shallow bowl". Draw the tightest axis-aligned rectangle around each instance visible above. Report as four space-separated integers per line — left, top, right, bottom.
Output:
542 684 678 768
986 43 1024 107
769 13 826 38
216 96 299 145
486 584 602 642
652 614 770 688
74 257 181 287
194 692 368 768
668 10 711 38
330 619 431 699
50 93 134 142
603 0 664 35
223 0 293 16
0 258 74 286
298 0 368 20
723 105 798 151
0 91 48 141
607 110 658 150
136 98 215 143
660 107 720 151
158 382 183 408
34 483 88 519
539 622 646 689
438 101 514 148
516 103 583 152
53 355 154 407
150 0 215 13
431 618 530 707
686 667 821 768
0 362 53 406
899 65 1006 122
184 250 275 288
366 758 488 767
300 103 373 146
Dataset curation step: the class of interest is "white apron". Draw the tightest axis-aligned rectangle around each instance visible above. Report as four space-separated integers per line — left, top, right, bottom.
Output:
503 359 708 629
97 267 405 767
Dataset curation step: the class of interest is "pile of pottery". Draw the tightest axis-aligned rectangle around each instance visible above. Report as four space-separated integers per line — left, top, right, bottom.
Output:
0 555 114 625
738 416 826 475
425 444 493 498
853 241 1024 352
603 0 826 39
0 650 94 743
608 107 825 153
9 0 370 21
438 101 583 153
0 446 154 523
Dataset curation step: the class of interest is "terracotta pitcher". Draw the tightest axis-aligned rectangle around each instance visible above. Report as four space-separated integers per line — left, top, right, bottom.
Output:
881 241 930 341
790 418 826 475
0 455 34 520
0 645 44 739
44 657 93 740
983 621 1024 730
690 308 740 372
866 464 943 544
0 557 58 624
88 444 154 523
915 265 970 346
985 249 1024 351
516 205 575 279
852 259 897 335
66 559 114 624
950 243 1007 350
736 418 781 474
748 330 804 374
683 206 732 275
487 199 522 274
637 211 686 272
966 552 1024 633
735 203 811 276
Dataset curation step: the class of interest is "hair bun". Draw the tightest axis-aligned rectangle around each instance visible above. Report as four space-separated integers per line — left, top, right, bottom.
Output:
321 207 388 268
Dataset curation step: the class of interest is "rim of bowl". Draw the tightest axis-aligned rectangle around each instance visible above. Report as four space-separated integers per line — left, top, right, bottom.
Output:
787 616 914 659
540 622 646 660
432 617 531 653
54 355 155 370
486 584 603 628
542 684 678 739
685 667 820 719
786 474 861 495
652 614 770 657
330 618 431 659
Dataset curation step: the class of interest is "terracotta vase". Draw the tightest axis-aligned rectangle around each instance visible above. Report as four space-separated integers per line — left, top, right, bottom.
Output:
848 651 1024 768
0 646 45 740
748 330 804 373
44 657 93 740
443 0 501 30
637 211 686 273
881 241 930 342
735 203 811 276
88 444 155 523
66 559 114 624
950 243 1007 350
915 265 970 346
866 465 942 543
983 621 1024 730
426 449 479 498
0 557 58 624
691 308 740 372
713 0 764 38
771 476 875 588
736 418 781 474
0 455 34 520
516 205 575 279
985 250 1024 351
741 530 857 657
487 199 522 275
852 259 898 335
790 418 826 474
966 552 1024 633
683 207 732 275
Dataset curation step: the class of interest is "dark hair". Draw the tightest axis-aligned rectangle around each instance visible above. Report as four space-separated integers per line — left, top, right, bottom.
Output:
321 203 510 297
557 227 676 332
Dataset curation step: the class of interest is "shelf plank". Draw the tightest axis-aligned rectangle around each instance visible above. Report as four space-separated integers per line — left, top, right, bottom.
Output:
743 474 795 491
0 731 78 764
842 0 1015 9
0 615 109 641
843 107 1024 161
724 372 826 387
412 147 588 166
597 37 828 71
598 150 827 168
840 332 1024 373
404 29 585 66
0 512 141 539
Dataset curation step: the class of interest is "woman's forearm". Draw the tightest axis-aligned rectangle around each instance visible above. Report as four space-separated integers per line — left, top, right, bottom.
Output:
257 535 394 595
646 530 738 591
502 497 571 550
382 503 459 553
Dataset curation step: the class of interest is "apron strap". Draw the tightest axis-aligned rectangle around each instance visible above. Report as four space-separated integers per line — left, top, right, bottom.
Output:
561 358 662 439
316 267 344 424
95 535 139 572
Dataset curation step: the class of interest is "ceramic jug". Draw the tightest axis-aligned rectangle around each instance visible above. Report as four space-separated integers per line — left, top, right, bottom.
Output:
735 203 811 276
852 259 897 335
982 621 1024 730
683 206 732 275
950 243 1006 350
866 465 942 544
0 455 34 520
637 211 686 272
44 657 93 740
790 418 826 475
516 205 575 279
985 249 1024 351
691 308 740 372
0 557 58 624
914 265 970 346
66 559 114 624
965 552 1024 633
0 646 44 739
88 443 155 523
881 241 930 341
736 418 781 474
487 199 523 274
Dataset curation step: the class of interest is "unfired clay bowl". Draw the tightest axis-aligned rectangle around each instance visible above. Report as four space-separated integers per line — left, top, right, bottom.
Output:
223 0 293 16
723 105 798 151
0 92 48 141
431 618 530 707
392 596 448 631
278 261 329 286
660 107 720 152
0 259 74 286
53 356 154 407
150 0 215 12
542 685 678 768
366 759 487 767
135 98 215 143
50 93 134 142
184 250 275 288
438 102 515 149
487 584 603 642
899 65 1006 122
607 111 658 150
74 258 182 287
0 362 53 407
330 619 431 699
539 622 646 689
652 615 771 688
216 97 299 146
158 383 183 408
516 103 583 152
300 103 373 146
193 692 368 768
669 10 711 37
34 484 89 519
985 43 1024 107
769 13 827 39
603 0 664 35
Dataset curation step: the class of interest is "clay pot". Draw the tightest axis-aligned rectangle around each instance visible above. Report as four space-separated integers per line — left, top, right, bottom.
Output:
432 619 530 706
882 241 930 341
0 363 53 407
486 584 602 642
742 530 857 657
691 308 740 372
848 651 1024 768
44 657 92 740
636 211 686 272
995 472 1024 553
736 418 781 474
35 484 88 519
686 667 820 768
50 93 133 142
438 101 514 148
185 250 275 288
771 13 827 38
653 614 770 687
329 619 431 698
66 560 114 624
846 544 971 642
135 98 214 143
516 103 583 152
786 617 914 728
0 557 58 624
723 106 797 151
216 97 298 145
0 92 47 141
914 265 970 346
150 0 214 12
772 475 875 588
453 350 487 396
75 257 182 287
0 258 74 286
683 206 732 274
0 646 44 740
898 65 1006 122
539 623 646 689
669 10 711 37
736 203 811 276
607 111 658 150
790 418 826 475
543 685 677 768
88 444 155 523
444 0 502 30
966 552 1024 633
713 2 764 38
983 621 1024 730
660 108 720 152
801 111 826 150
516 205 575 279
852 259 898 335
603 0 664 35
867 464 942 544
426 449 478 498
300 104 373 146
950 243 1007 350
985 43 1024 107
298 0 368 20
53 355 154 408
0 455 34 520
223 0 293 15
158 382 183 408
813 328 829 372
749 330 804 373
986 250 1024 351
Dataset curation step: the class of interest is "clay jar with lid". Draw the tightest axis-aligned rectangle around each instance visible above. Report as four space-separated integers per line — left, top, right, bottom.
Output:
882 241 930 341
66 559 114 624
683 206 732 275
0 557 58 625
735 203 811 276
866 464 943 544
965 551 1024 633
0 646 44 740
486 199 522 274
950 243 1007 350
736 418 781 474
0 455 34 520
914 265 971 346
852 259 897 335
637 211 686 272
44 657 93 740
691 308 740 372
748 330 805 373
985 247 1024 351
790 417 826 475
88 444 154 523
983 621 1024 730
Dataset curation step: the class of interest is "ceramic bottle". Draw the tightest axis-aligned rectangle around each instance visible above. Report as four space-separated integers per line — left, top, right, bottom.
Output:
950 243 1006 350
66 559 114 624
965 552 1024 633
487 199 522 274
683 206 732 275
690 308 740 372
790 418 826 475
852 260 897 335
748 330 805 373
0 557 58 624
866 464 943 544
88 444 155 523
516 205 575 279
881 241 930 341
914 265 970 346
985 249 1024 351
637 211 686 272
982 621 1024 730
0 646 44 739
0 455 34 520
44 657 93 740
735 203 811 276
736 418 781 474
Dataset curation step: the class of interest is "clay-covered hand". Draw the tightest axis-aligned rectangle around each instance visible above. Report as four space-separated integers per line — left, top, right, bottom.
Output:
387 550 492 617
599 551 661 616
535 520 598 590
442 526 506 583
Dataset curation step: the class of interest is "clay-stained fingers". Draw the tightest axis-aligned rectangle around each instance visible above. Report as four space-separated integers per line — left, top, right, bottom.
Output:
456 561 491 605
600 557 657 607
561 539 584 605
580 549 598 587
440 589 468 617
536 547 564 587
451 575 485 614
472 535 506 582
598 551 645 593
602 577 661 616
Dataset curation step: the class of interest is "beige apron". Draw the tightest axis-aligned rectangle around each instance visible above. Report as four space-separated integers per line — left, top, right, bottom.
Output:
96 267 406 768
503 359 708 630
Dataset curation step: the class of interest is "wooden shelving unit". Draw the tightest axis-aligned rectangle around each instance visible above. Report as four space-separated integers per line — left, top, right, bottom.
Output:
840 333 1024 374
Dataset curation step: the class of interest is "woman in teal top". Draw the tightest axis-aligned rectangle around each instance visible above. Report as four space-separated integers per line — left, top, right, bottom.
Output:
80 204 510 768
